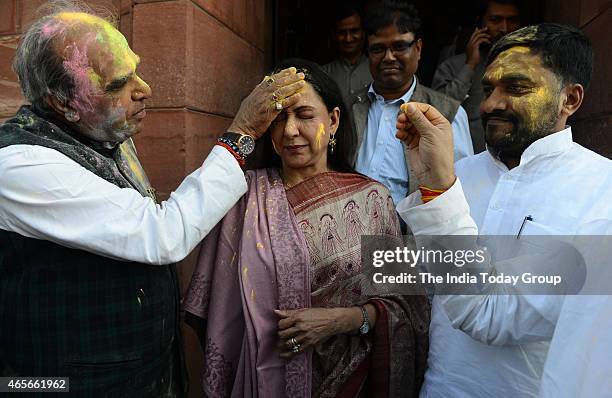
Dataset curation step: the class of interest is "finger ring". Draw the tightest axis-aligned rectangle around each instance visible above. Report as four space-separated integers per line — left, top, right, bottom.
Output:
263 75 274 86
289 338 300 353
271 92 280 101
273 101 283 111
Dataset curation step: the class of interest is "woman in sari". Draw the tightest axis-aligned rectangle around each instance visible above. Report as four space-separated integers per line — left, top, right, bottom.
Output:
184 59 429 398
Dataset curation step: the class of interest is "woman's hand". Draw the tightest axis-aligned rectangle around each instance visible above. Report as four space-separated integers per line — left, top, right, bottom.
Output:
227 67 306 139
275 307 363 359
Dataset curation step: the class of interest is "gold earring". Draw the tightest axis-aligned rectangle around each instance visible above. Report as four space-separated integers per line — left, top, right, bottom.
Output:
328 134 337 154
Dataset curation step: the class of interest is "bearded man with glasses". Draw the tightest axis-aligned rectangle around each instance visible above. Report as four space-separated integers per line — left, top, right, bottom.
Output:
350 1 473 214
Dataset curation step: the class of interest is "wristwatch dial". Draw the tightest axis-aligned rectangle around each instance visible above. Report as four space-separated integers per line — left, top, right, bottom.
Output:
238 135 255 155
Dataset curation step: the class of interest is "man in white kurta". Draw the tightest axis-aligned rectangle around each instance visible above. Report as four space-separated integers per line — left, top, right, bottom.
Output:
395 24 612 397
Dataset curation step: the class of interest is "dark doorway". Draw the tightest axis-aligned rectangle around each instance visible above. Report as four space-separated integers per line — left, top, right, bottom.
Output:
273 0 543 86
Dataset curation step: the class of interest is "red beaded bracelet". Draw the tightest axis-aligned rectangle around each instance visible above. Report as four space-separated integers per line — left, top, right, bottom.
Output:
216 142 245 167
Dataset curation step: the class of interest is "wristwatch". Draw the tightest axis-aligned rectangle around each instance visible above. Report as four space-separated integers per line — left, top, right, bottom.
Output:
359 306 370 334
218 132 255 159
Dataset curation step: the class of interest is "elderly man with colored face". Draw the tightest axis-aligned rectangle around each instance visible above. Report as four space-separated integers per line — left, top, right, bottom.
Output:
351 1 473 211
0 3 303 396
432 0 522 153
396 24 612 397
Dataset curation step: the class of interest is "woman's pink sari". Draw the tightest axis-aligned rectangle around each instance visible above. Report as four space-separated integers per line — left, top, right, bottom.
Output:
184 169 429 397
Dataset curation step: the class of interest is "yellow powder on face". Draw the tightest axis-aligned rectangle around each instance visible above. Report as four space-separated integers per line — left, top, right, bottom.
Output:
243 266 248 276
315 123 326 149
58 12 138 85
57 12 103 25
256 242 264 249
485 46 532 82
86 68 102 87
516 86 557 131
484 45 560 132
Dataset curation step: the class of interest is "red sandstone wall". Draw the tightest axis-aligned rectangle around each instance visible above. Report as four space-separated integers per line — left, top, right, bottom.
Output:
0 1 269 396
545 0 612 157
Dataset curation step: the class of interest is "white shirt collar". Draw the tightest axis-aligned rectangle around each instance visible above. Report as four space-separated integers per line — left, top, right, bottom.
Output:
487 126 574 170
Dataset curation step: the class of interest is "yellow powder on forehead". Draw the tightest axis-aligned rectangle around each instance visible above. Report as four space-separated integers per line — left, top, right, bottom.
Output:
58 12 135 72
485 46 533 81
56 11 107 25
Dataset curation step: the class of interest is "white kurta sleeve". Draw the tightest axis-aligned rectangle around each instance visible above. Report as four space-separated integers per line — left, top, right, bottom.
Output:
397 178 562 345
0 144 247 265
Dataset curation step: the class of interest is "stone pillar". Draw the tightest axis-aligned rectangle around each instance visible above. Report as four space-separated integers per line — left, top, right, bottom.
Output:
126 2 269 396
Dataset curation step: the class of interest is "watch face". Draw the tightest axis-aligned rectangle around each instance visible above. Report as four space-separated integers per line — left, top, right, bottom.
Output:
238 135 255 155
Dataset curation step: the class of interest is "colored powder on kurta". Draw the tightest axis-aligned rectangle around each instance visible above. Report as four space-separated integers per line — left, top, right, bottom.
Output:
119 141 146 184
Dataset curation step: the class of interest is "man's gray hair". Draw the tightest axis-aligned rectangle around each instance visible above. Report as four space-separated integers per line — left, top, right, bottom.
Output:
12 0 117 112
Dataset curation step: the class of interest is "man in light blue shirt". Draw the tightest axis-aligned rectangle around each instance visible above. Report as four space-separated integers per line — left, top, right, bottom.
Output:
351 2 473 204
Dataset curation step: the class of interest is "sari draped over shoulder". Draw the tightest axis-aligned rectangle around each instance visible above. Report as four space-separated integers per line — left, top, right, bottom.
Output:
184 169 429 398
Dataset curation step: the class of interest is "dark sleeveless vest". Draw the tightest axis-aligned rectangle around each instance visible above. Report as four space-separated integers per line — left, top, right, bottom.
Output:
0 107 186 397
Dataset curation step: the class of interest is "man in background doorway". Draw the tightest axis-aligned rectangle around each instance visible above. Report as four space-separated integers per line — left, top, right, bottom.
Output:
432 0 521 153
351 1 473 208
323 2 372 110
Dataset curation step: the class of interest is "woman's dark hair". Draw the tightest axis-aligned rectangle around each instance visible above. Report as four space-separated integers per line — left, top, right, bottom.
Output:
259 58 356 173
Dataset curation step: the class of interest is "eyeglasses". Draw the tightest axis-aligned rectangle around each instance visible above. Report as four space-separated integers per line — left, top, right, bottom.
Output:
367 40 417 59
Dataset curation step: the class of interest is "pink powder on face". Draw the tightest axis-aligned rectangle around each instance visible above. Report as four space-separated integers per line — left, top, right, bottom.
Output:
62 32 98 115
